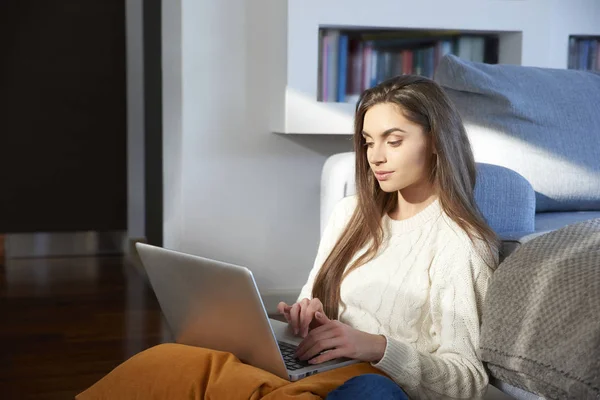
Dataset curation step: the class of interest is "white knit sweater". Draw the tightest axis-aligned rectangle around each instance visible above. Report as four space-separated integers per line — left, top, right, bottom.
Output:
298 196 496 399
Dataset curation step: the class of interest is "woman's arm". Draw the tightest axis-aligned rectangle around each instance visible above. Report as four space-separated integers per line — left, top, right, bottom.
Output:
372 243 494 400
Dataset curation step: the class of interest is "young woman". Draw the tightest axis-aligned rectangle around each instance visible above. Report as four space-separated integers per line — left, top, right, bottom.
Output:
76 75 498 400
278 75 499 399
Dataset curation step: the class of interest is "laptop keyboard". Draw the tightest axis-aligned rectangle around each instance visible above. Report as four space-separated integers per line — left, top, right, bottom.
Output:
278 341 312 371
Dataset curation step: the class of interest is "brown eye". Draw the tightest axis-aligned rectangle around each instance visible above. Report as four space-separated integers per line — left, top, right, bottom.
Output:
388 140 402 147
364 142 374 148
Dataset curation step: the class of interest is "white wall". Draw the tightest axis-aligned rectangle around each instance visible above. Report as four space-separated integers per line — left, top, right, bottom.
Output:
162 0 184 252
545 0 600 68
162 0 352 310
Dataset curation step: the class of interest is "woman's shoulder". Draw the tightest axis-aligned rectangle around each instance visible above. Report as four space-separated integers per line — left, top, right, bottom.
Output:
435 213 499 268
322 195 358 239
330 195 358 222
336 195 358 212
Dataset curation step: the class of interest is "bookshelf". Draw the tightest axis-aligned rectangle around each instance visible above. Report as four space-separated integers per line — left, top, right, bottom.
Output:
270 0 600 135
568 36 600 71
318 28 501 104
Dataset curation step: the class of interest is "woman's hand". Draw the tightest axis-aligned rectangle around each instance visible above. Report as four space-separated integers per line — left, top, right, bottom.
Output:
277 298 324 338
294 312 387 364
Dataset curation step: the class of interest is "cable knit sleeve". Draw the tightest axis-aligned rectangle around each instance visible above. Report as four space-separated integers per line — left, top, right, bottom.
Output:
297 196 357 302
372 241 494 400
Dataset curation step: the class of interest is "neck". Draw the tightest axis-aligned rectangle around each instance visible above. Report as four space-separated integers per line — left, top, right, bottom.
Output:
390 183 438 221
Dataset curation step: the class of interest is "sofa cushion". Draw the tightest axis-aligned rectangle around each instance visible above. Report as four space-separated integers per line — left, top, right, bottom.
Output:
535 210 600 231
434 55 600 213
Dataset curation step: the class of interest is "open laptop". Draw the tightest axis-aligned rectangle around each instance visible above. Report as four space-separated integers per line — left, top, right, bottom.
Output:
135 243 358 381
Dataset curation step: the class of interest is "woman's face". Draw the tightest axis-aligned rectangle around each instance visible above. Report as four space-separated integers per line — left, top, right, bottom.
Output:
362 102 435 194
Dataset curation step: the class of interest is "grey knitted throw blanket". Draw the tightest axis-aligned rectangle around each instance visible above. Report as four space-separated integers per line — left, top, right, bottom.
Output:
479 219 600 400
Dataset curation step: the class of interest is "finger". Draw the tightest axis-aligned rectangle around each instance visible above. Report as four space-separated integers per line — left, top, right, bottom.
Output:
290 303 301 334
295 326 338 358
292 300 309 335
308 310 331 332
277 303 293 323
294 299 309 335
276 302 289 314
309 348 346 364
297 337 341 361
304 299 323 337
300 302 319 338
315 311 330 323
302 313 336 338
282 309 292 323
299 303 311 338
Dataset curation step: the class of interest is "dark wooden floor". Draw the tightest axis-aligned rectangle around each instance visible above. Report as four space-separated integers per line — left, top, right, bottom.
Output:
0 255 169 399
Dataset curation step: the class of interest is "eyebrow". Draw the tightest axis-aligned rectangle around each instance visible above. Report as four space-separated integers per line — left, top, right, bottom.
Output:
361 127 407 138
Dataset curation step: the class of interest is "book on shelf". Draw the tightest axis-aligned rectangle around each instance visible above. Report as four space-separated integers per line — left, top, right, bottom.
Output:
319 29 499 103
568 37 600 71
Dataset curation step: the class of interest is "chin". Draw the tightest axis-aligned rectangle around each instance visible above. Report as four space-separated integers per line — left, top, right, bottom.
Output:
378 181 402 193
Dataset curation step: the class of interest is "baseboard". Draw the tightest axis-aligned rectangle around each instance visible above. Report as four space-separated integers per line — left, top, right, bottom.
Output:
261 289 300 315
5 231 127 258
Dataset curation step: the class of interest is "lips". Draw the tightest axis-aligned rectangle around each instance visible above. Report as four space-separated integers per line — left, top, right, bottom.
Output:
374 171 393 181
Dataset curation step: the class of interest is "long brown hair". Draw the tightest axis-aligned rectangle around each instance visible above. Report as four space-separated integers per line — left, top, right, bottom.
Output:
312 75 499 319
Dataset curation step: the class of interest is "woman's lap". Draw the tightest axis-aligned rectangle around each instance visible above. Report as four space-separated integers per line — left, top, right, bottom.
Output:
76 343 285 399
76 343 394 400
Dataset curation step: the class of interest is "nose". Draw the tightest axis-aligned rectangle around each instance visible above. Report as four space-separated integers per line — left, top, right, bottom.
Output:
368 143 386 166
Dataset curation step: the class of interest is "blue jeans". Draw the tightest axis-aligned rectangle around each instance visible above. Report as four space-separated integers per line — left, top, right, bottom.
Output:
326 374 409 399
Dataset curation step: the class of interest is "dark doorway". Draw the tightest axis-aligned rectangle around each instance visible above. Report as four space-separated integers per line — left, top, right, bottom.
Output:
0 1 127 233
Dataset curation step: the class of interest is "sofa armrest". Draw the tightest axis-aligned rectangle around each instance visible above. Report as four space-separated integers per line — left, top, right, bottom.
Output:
475 163 536 234
499 231 551 261
320 152 355 236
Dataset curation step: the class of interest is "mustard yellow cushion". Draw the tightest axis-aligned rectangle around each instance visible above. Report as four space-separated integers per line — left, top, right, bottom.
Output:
76 343 385 399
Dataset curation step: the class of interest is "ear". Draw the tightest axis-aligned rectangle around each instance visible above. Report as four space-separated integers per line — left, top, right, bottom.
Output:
429 136 437 155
